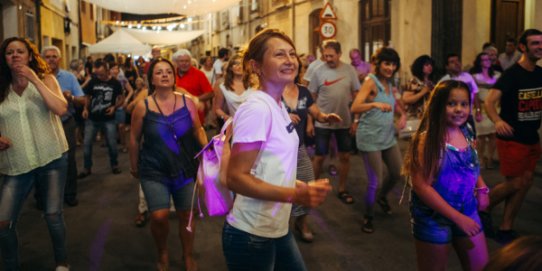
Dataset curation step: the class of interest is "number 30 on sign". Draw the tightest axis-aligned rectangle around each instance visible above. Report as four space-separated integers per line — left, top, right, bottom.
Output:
320 21 337 39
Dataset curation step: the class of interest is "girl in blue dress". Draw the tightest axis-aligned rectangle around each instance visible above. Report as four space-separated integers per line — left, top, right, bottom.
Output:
403 80 490 271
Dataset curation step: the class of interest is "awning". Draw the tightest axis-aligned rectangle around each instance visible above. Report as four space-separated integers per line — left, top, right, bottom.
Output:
83 0 239 16
88 29 151 55
124 28 205 46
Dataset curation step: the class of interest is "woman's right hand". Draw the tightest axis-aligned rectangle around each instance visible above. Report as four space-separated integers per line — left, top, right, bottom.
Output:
454 214 481 236
0 136 11 151
293 179 332 208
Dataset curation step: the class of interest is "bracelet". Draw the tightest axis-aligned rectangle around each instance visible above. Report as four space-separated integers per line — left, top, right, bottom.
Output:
474 186 490 194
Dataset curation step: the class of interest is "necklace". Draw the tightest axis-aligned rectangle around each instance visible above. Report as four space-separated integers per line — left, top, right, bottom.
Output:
152 93 178 141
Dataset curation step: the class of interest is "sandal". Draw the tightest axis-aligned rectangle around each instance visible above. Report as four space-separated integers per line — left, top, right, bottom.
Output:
134 211 148 227
337 191 354 204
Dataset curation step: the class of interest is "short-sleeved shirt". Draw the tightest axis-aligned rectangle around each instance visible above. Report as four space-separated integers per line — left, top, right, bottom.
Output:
227 91 299 238
213 59 224 76
175 66 213 122
308 62 361 129
493 63 542 144
302 59 324 83
0 82 68 175
84 77 122 121
282 85 314 146
56 69 84 121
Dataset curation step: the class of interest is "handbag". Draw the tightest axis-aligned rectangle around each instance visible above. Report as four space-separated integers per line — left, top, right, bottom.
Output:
194 117 234 216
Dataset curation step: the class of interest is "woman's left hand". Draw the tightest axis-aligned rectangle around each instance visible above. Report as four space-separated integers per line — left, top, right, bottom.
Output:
476 193 490 211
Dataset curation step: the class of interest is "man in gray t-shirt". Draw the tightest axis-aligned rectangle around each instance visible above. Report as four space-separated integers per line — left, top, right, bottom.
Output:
308 40 361 204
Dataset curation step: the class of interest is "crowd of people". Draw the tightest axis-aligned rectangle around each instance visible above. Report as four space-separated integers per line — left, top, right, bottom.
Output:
0 27 541 271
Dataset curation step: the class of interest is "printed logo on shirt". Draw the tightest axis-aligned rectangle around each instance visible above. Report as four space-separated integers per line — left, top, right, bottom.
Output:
518 87 542 121
323 77 345 86
286 122 295 133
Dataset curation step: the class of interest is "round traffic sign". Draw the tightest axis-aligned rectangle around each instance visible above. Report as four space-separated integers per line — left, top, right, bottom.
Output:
320 21 337 39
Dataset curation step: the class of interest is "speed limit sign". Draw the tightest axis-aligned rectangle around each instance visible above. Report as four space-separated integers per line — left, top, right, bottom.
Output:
319 21 337 39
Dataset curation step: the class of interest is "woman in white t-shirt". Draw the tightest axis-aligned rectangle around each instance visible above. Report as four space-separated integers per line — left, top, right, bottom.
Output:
223 29 331 270
213 54 254 121
470 52 501 169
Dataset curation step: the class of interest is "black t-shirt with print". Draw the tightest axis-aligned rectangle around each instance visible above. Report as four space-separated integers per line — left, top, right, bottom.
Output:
283 84 314 146
494 63 542 144
84 77 122 121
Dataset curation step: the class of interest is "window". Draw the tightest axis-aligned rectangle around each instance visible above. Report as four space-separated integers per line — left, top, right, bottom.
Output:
359 0 390 61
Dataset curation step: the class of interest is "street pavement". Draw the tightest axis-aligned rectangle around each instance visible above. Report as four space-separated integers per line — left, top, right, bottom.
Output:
13 138 542 271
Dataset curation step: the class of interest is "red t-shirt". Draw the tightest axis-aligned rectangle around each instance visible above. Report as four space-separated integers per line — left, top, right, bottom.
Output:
175 66 213 123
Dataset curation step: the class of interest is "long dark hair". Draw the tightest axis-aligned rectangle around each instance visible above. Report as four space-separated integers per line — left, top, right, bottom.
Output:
146 58 176 95
402 80 471 181
224 54 249 91
0 37 49 103
410 55 435 82
469 52 495 77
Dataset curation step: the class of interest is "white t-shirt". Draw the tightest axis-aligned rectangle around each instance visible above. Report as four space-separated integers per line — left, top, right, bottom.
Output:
213 59 224 76
227 90 299 238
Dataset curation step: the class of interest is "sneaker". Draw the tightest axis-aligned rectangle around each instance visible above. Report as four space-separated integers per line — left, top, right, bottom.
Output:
478 211 495 239
495 229 519 245
377 197 392 215
362 216 374 233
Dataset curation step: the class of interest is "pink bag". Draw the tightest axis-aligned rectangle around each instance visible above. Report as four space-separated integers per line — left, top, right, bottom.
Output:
194 117 234 216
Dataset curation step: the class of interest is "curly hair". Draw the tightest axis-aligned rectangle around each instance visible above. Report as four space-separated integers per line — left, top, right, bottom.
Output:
0 37 50 103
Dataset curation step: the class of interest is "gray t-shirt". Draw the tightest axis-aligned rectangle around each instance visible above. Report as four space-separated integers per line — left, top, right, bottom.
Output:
308 62 361 129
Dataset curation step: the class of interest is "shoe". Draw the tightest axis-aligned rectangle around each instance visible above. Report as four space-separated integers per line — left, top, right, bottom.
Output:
78 170 91 179
495 229 519 245
478 211 495 239
328 165 338 176
377 197 392 215
65 198 79 207
112 167 122 174
294 221 314 243
134 211 148 227
362 216 374 233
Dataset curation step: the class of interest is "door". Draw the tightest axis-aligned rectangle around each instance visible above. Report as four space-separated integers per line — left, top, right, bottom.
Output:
359 0 391 62
431 0 462 76
491 0 524 52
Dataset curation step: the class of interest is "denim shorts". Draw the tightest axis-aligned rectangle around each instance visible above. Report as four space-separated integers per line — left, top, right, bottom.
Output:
410 195 482 244
140 178 195 212
314 127 351 155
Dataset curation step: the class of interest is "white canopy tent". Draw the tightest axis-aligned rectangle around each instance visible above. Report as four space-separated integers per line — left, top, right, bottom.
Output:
83 0 239 16
88 29 151 55
124 28 205 46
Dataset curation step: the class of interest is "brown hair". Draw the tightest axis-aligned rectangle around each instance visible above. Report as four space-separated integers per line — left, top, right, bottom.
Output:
224 54 249 91
243 28 296 80
146 58 176 95
0 37 50 103
402 80 471 181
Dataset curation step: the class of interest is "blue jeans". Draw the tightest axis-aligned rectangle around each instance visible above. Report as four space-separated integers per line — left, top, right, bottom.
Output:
0 153 68 270
83 119 118 169
222 222 307 271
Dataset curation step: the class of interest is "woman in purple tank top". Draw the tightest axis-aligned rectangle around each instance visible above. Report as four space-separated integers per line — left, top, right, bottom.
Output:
129 58 208 271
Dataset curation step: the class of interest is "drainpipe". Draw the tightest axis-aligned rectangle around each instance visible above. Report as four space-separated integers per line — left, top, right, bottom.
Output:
35 0 42 49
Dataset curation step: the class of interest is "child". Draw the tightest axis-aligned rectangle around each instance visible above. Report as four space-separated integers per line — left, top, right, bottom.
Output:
403 80 490 271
